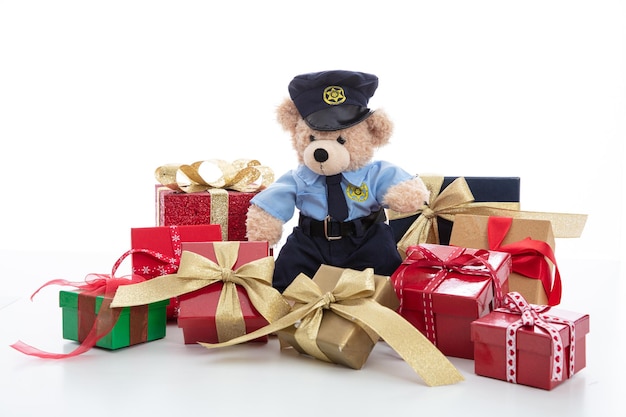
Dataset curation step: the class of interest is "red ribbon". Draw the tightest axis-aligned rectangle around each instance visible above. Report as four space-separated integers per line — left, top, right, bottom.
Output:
9 249 160 359
487 216 561 306
497 292 576 383
393 244 505 345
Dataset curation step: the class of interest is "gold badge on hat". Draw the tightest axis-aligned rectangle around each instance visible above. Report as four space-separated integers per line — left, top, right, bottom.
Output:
323 86 346 105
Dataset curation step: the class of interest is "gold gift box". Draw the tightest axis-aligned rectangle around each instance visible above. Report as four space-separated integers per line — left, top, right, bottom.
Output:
277 265 400 370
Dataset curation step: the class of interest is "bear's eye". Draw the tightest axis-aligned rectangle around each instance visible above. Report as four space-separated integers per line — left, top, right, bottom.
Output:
336 136 346 145
309 135 317 142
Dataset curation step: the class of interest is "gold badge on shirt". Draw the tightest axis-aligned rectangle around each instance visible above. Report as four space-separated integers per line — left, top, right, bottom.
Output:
346 183 369 202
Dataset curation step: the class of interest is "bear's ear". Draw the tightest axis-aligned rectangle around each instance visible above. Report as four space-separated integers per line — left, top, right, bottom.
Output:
365 109 394 147
276 98 301 134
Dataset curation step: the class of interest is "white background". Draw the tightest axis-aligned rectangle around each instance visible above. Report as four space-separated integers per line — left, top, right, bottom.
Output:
0 2 624 416
0 1 623 263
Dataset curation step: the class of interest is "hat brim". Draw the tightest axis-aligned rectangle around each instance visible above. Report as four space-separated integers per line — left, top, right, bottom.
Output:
304 105 373 131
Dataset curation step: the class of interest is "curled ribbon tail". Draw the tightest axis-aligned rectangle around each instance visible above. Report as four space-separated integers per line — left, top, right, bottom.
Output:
11 272 141 359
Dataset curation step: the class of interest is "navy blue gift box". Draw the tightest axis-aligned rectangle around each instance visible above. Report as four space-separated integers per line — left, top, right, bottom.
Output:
389 176 521 245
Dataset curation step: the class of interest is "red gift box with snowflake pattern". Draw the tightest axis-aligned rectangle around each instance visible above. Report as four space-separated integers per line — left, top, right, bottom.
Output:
131 224 222 319
470 292 590 390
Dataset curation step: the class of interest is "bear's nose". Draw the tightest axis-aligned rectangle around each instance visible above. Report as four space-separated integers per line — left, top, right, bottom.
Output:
313 148 329 163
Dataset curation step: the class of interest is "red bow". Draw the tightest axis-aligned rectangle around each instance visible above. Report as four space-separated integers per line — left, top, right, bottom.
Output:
488 216 561 306
394 244 506 345
10 249 156 359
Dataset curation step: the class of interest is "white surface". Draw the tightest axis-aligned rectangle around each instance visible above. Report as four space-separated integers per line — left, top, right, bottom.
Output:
1 250 623 417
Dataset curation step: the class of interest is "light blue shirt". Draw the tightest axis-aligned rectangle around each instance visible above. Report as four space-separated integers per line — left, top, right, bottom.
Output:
250 161 414 222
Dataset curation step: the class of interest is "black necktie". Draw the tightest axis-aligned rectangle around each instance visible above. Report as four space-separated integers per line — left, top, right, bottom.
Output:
325 174 348 221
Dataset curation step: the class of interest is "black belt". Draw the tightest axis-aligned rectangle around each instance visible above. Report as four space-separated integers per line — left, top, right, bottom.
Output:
299 209 386 241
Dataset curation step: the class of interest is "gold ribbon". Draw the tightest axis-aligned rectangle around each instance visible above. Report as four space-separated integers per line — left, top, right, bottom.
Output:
110 242 290 342
390 176 587 257
155 159 273 240
155 159 274 193
208 188 229 241
199 268 464 387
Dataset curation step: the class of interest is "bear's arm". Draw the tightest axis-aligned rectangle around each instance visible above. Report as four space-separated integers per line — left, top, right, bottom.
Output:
249 170 299 223
373 161 429 213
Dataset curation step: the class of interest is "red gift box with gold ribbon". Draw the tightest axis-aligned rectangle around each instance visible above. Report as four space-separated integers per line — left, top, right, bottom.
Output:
156 186 255 241
111 241 291 346
391 243 511 359
154 159 275 242
470 292 590 390
131 224 222 319
177 241 277 344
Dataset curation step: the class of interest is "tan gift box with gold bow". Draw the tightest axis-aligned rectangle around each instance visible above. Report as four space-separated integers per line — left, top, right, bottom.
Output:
277 264 399 370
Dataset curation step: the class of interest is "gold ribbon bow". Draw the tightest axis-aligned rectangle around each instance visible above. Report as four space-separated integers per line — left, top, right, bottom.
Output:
155 158 274 193
199 268 464 387
391 176 587 257
111 242 290 342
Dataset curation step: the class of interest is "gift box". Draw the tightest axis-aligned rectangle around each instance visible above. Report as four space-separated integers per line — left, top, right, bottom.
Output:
154 159 274 242
60 290 168 350
177 241 276 344
389 176 521 247
391 243 511 359
156 186 256 241
111 241 290 346
277 264 400 370
131 224 223 319
470 292 590 390
450 214 559 305
12 272 169 358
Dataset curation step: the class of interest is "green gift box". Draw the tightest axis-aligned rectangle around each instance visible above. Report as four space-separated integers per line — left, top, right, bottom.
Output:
60 290 168 350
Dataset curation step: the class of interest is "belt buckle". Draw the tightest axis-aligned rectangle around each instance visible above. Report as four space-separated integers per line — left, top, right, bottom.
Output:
323 215 342 241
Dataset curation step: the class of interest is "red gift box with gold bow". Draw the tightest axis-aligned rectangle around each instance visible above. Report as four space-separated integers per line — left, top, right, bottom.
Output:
177 241 279 344
111 241 290 345
154 159 275 242
391 243 511 359
470 292 590 390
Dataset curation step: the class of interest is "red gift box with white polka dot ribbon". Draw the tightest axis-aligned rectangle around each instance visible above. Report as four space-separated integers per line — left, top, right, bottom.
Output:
471 291 590 390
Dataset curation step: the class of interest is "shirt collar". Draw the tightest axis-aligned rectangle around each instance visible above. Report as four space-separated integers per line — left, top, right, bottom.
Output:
296 164 369 186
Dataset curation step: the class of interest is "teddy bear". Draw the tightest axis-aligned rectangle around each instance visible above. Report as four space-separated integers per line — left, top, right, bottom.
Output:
246 70 429 292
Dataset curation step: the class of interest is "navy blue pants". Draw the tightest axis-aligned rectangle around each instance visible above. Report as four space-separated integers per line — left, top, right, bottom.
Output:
272 222 402 292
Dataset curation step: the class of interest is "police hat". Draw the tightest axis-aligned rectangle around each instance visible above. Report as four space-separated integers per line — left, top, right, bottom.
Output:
288 70 379 131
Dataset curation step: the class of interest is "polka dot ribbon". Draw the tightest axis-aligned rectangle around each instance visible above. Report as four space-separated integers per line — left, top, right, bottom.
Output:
393 244 505 345
499 292 576 383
